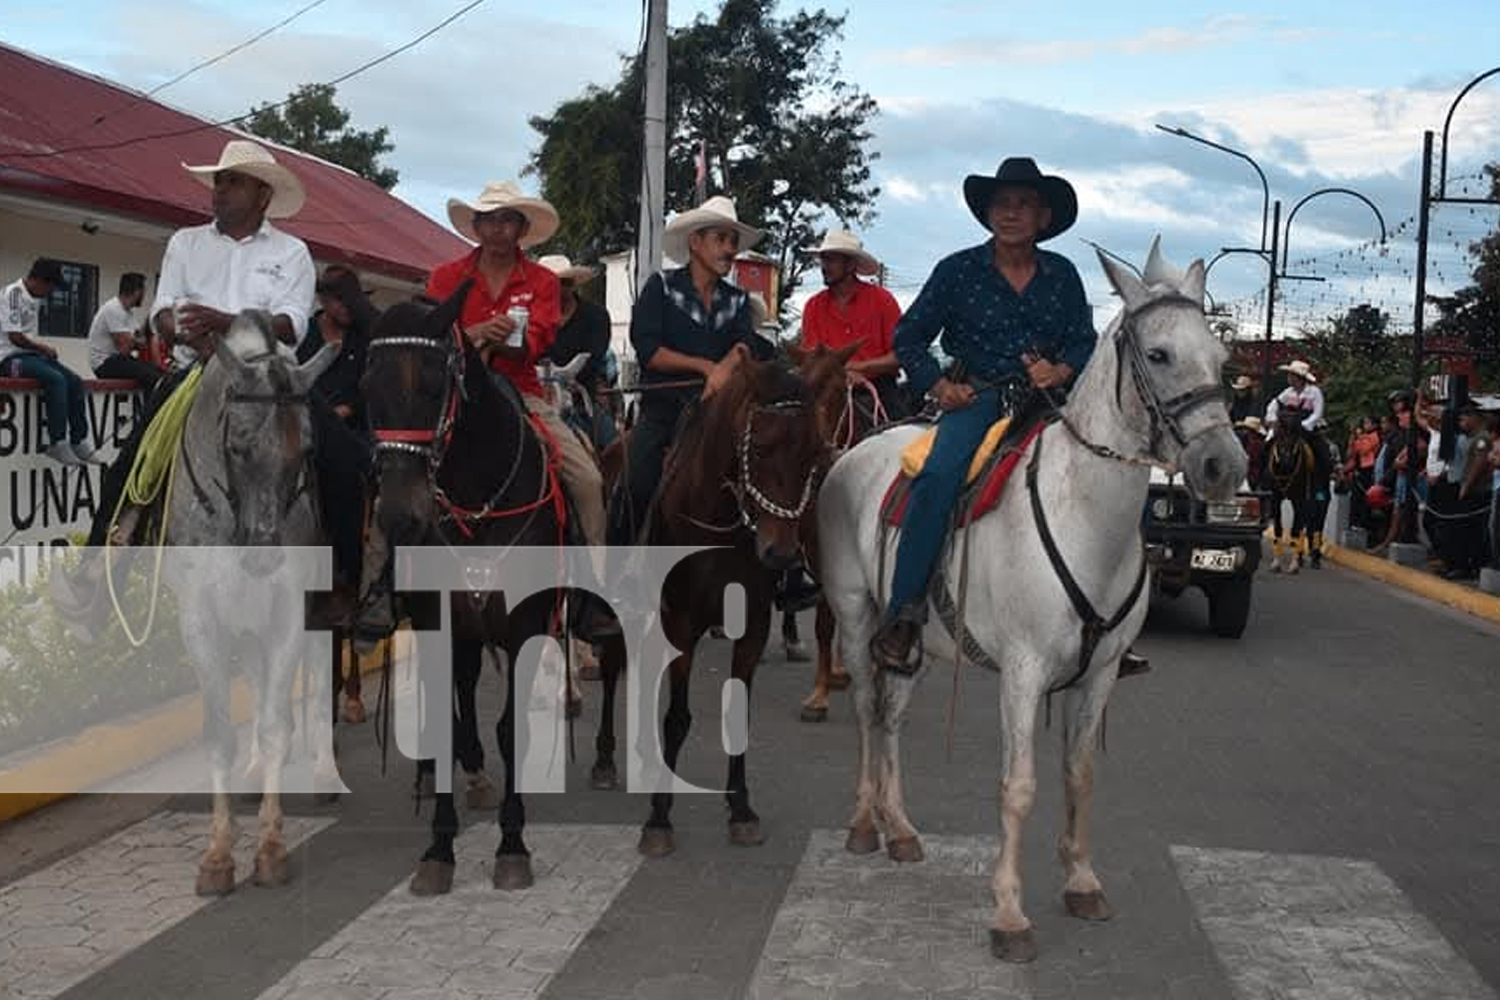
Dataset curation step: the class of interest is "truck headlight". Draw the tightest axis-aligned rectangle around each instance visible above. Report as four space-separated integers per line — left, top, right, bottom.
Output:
1205 498 1261 524
1151 497 1172 520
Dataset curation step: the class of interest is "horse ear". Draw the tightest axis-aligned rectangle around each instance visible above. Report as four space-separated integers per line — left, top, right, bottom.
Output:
1096 248 1148 311
785 341 808 368
1181 259 1207 308
292 340 341 394
833 340 862 366
428 278 472 339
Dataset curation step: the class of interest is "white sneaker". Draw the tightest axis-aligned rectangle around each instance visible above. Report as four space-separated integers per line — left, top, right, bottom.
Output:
71 438 102 463
45 440 84 466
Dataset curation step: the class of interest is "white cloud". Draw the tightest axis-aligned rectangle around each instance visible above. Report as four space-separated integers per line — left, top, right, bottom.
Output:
884 175 930 204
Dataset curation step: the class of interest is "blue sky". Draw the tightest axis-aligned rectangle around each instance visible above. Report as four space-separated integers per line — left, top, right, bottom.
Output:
5 0 1499 332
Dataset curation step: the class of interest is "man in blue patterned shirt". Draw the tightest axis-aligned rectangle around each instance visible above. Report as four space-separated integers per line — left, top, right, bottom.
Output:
872 157 1120 673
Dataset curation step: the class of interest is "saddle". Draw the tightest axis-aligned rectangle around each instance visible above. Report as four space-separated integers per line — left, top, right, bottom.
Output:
881 415 1048 530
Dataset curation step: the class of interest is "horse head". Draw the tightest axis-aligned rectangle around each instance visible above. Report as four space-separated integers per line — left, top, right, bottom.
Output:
361 286 468 548
1094 237 1247 501
212 310 338 570
788 341 861 447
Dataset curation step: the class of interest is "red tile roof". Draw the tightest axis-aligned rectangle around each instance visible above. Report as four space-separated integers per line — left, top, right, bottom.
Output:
0 43 470 283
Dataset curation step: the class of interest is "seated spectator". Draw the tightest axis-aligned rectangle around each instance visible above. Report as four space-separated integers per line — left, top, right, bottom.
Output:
1 258 96 466
87 271 162 392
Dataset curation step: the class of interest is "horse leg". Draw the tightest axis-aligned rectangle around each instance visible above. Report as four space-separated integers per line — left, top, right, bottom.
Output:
457 639 499 810
990 665 1043 963
875 654 925 863
824 601 850 690
640 645 693 858
1270 493 1287 573
782 608 809 662
195 667 238 896
493 613 535 891
312 627 342 804
839 604 881 855
799 600 841 723
726 601 771 846
590 632 626 790
1058 679 1115 923
341 626 367 723
253 646 296 887
410 635 470 896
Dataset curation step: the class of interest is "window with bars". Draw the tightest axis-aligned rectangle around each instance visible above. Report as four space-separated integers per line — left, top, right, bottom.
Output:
40 260 98 339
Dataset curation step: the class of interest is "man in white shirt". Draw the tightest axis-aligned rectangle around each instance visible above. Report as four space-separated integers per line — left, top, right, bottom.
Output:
1 258 97 465
56 140 333 613
87 271 161 391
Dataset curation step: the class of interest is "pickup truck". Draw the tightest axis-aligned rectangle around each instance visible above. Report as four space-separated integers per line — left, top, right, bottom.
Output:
1141 467 1271 638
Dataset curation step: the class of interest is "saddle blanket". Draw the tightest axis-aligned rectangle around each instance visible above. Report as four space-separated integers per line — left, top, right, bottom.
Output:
883 419 1046 530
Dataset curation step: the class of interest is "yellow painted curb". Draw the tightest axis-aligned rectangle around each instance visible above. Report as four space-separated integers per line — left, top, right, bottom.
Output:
0 632 407 825
1321 542 1500 629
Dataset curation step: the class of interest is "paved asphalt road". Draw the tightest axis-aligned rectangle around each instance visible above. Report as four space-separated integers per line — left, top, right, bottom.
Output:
2 554 1497 1000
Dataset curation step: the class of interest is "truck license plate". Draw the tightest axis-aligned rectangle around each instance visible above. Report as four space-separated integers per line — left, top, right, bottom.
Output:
1190 548 1237 572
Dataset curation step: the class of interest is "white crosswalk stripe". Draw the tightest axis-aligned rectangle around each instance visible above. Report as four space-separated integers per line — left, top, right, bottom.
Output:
254 824 643 1000
0 811 333 1000
1171 845 1497 1000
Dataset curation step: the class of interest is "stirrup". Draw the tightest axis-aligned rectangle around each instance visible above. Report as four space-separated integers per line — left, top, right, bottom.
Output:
870 619 922 677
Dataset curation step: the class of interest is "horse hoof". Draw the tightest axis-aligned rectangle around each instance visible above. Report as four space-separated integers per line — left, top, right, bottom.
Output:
342 698 367 725
989 927 1038 964
409 859 455 896
195 859 235 897
799 703 828 723
590 764 618 791
465 773 500 810
886 836 924 864
492 855 535 891
566 696 583 720
845 826 880 855
828 671 851 691
1064 890 1113 921
578 661 601 681
253 844 289 887
638 827 676 858
729 820 764 847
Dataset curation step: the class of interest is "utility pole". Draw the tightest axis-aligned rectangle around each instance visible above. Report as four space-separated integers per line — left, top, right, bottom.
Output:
1261 199 1280 408
635 0 668 294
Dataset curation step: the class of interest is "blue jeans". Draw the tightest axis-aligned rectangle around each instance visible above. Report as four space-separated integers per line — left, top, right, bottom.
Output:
886 388 1002 620
8 352 88 446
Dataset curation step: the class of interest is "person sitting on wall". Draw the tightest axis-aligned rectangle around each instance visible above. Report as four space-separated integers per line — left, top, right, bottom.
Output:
1 257 99 466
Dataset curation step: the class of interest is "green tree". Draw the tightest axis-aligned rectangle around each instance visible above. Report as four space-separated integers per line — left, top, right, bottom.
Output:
527 0 880 310
244 84 399 190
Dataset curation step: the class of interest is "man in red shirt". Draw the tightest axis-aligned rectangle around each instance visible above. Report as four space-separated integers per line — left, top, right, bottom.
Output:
798 229 909 419
357 182 608 641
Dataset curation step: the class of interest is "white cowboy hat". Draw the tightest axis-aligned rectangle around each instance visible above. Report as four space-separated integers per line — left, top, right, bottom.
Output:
182 139 306 219
662 195 762 264
1231 375 1254 390
446 181 559 248
802 229 880 276
536 254 598 284
1278 359 1317 383
1234 416 1263 432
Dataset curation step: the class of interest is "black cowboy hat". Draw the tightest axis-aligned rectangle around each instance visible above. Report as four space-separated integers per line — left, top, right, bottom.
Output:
962 157 1078 242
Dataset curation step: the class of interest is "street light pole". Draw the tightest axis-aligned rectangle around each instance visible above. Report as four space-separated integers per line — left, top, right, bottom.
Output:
1155 124 1271 252
1262 199 1280 407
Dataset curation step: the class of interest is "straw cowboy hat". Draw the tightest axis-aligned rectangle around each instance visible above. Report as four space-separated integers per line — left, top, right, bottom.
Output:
1278 359 1317 383
1231 375 1254 391
662 195 762 264
1234 416 1263 433
802 229 880 276
963 157 1077 242
182 139 305 219
446 181 559 248
536 255 598 284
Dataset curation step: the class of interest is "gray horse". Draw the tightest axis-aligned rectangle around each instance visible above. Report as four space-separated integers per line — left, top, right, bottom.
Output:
163 312 340 894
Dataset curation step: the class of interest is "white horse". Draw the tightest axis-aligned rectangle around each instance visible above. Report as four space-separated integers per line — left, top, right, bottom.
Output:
164 313 341 895
816 241 1246 962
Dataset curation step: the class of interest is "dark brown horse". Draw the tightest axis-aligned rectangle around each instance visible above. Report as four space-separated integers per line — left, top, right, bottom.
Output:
590 355 828 854
362 289 607 894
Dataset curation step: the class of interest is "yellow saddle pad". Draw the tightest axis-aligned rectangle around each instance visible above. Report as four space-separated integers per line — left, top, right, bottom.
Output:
900 416 1012 482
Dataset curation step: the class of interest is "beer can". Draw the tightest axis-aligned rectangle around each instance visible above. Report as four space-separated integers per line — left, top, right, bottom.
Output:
506 305 529 348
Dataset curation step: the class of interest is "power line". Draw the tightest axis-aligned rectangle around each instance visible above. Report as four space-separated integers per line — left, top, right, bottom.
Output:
1 0 489 163
84 0 335 132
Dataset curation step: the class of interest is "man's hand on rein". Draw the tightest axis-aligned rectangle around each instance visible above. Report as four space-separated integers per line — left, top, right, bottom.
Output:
1023 352 1072 390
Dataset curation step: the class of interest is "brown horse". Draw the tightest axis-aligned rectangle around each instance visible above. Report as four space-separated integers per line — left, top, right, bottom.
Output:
789 342 883 723
590 355 829 854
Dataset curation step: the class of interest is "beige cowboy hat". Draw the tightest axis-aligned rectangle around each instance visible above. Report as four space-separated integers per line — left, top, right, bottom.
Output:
1278 359 1317 383
446 181 559 248
182 139 305 219
1235 416 1263 433
662 195 762 264
536 254 598 284
1231 375 1254 391
802 229 880 276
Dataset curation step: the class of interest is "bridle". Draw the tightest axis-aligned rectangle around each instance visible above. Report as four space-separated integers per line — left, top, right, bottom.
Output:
365 323 467 473
208 353 317 529
732 397 819 531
